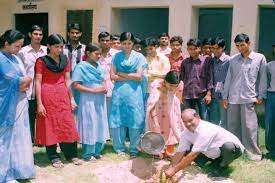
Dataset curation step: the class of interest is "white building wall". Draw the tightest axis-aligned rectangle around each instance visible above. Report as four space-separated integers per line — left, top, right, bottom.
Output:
0 0 274 54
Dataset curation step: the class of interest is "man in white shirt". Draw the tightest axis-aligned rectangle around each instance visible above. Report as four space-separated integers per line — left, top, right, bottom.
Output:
165 109 244 179
156 33 172 55
18 25 47 142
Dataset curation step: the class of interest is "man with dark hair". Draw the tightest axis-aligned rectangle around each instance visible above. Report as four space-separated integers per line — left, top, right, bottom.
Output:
164 109 244 179
18 25 47 143
180 38 213 120
156 32 171 55
110 34 121 50
144 37 170 93
64 23 86 71
98 32 119 128
166 36 188 72
222 33 267 161
202 38 214 57
208 37 230 128
133 37 143 53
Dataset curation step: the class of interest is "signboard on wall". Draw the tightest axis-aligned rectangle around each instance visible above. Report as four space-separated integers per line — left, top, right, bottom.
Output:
17 0 42 2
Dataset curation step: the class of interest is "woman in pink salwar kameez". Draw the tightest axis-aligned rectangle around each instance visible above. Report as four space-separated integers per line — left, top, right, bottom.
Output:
146 70 184 158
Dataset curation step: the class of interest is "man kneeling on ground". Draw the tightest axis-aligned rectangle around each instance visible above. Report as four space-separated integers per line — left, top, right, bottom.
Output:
165 109 244 178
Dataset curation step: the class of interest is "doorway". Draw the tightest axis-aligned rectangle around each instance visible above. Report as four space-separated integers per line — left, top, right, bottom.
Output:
198 8 233 54
15 13 48 46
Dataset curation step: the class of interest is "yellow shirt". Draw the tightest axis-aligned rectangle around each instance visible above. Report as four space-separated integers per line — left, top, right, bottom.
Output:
147 54 171 92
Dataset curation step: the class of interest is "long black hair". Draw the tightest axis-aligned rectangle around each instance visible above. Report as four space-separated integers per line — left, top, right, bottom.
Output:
120 32 135 42
46 34 65 53
164 70 180 84
0 29 25 48
85 42 101 54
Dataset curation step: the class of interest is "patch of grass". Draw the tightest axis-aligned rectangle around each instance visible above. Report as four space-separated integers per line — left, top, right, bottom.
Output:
31 111 275 183
227 126 275 183
200 111 275 183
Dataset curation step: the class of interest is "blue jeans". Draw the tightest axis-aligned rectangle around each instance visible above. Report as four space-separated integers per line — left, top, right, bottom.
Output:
184 97 208 120
208 98 227 129
82 142 104 159
265 92 275 156
112 127 142 155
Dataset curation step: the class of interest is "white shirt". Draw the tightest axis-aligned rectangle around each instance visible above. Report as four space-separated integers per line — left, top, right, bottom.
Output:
156 46 171 55
18 44 47 100
177 120 244 159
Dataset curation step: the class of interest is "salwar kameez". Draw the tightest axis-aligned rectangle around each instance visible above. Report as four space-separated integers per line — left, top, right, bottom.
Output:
109 50 146 156
72 61 109 159
146 79 184 156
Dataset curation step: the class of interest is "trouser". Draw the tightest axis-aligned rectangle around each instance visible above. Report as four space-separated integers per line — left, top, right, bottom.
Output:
106 97 112 139
265 92 275 156
208 98 227 129
82 142 104 159
112 127 142 155
227 103 261 160
28 99 36 143
184 97 208 120
46 142 78 161
195 142 242 167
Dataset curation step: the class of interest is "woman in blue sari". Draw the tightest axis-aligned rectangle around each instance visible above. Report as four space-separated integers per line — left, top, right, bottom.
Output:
0 30 35 183
71 43 109 161
109 32 146 158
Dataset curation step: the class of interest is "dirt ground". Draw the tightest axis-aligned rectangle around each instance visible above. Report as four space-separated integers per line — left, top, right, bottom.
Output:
91 158 234 183
31 157 234 183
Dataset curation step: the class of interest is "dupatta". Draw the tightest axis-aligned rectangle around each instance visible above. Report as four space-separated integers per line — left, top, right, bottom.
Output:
71 61 105 84
114 50 142 73
71 61 105 107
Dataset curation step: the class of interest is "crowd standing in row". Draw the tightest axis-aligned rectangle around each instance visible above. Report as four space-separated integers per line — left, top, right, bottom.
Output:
0 23 274 183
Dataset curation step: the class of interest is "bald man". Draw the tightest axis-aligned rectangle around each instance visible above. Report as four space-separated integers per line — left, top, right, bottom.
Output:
165 109 244 178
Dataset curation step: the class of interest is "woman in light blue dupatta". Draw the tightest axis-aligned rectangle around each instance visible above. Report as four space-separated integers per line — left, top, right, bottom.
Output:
109 32 146 158
71 43 109 160
0 30 35 183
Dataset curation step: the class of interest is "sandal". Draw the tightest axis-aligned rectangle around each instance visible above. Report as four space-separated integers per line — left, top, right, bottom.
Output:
71 157 83 165
51 158 64 168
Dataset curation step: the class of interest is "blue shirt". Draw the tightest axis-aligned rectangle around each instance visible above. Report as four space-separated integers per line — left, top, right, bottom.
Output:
212 53 230 99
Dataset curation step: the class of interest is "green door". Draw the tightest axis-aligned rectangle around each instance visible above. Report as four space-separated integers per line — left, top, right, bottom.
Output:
119 8 169 39
198 8 233 54
259 8 275 61
67 10 93 45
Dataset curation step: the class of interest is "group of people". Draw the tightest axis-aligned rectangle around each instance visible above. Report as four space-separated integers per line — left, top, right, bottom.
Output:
0 22 274 182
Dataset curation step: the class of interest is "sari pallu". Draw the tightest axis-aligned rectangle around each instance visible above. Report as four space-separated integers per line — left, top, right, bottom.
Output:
0 52 22 127
0 52 35 182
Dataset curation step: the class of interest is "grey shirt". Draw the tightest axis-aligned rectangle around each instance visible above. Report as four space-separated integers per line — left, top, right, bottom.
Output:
222 51 267 104
267 61 275 92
